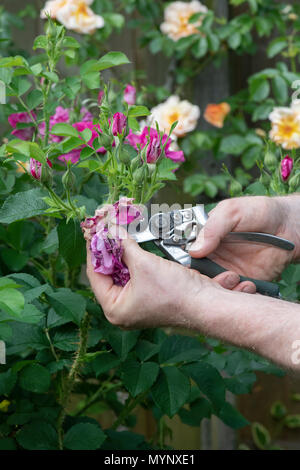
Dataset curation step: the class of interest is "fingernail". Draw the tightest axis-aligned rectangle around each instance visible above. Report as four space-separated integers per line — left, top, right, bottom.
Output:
189 230 204 252
225 273 239 289
242 285 255 294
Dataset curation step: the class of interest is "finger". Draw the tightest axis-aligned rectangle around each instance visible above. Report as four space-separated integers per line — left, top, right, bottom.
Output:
213 271 240 290
120 231 150 271
86 241 116 306
233 280 257 294
189 200 239 258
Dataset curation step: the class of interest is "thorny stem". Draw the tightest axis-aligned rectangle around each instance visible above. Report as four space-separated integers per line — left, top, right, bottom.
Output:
111 391 148 430
57 312 90 450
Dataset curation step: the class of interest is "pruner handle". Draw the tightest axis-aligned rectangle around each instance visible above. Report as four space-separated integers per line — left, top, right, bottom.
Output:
190 257 280 298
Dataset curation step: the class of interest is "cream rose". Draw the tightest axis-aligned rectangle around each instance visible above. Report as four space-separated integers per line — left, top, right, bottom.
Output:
269 103 300 150
160 1 208 41
148 95 200 138
41 0 104 35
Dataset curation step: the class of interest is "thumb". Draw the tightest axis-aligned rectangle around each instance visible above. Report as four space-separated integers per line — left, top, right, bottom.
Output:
189 204 236 258
114 225 146 270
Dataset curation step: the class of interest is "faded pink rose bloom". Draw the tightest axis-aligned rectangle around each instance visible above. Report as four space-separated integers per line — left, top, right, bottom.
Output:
113 197 142 225
124 85 136 106
57 121 106 164
30 158 52 180
126 126 185 163
82 198 142 286
39 106 70 143
281 155 293 181
90 227 130 286
8 112 37 141
112 112 127 136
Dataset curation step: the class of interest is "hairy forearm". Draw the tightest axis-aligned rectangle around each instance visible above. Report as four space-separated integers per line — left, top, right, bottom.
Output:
276 193 300 262
189 288 300 371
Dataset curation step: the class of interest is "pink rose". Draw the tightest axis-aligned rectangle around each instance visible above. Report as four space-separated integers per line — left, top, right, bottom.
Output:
8 112 37 141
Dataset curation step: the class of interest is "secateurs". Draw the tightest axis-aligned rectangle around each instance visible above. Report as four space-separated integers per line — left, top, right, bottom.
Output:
131 205 295 298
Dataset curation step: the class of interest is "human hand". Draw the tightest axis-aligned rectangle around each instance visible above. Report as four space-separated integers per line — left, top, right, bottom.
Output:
189 196 297 292
86 234 241 330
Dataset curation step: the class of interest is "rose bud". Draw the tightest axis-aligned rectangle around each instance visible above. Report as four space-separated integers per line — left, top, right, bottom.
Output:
30 158 52 182
281 155 293 182
124 84 136 106
112 112 127 136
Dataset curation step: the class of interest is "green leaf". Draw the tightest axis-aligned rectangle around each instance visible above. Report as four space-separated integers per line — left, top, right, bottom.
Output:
270 401 287 420
228 32 241 49
224 372 256 395
107 328 140 360
57 219 86 269
1 248 28 271
158 158 178 180
19 363 51 393
51 122 78 138
219 135 248 155
183 362 226 408
159 335 206 364
92 352 120 377
272 75 288 105
97 51 130 71
47 288 86 325
33 35 47 50
0 438 17 450
0 287 24 316
63 36 80 48
0 370 17 395
249 77 270 101
267 38 288 58
151 366 190 417
27 89 43 110
192 36 208 58
251 422 271 450
218 402 249 429
17 421 58 450
64 423 106 450
128 106 150 117
121 360 159 397
61 136 83 153
0 188 48 224
0 56 27 68
136 340 160 362
179 397 212 426
284 414 300 429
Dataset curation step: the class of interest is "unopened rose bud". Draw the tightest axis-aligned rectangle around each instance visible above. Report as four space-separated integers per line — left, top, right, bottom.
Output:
288 172 300 191
30 158 52 184
147 163 156 175
98 90 104 105
112 112 127 137
264 150 278 172
131 155 141 172
119 148 132 165
62 166 76 190
124 85 136 106
281 155 293 182
133 166 145 184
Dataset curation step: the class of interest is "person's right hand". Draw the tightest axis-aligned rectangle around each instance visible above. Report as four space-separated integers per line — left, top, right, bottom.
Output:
189 196 299 292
